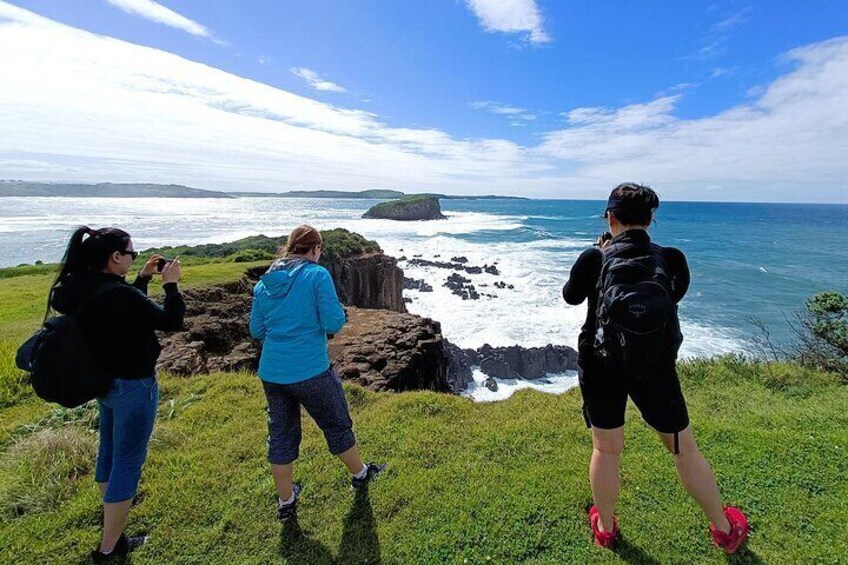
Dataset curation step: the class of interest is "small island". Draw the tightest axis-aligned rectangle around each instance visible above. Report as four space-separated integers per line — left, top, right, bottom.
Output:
362 196 447 221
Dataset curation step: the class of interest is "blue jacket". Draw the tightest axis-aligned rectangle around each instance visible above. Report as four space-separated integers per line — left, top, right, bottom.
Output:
249 258 346 384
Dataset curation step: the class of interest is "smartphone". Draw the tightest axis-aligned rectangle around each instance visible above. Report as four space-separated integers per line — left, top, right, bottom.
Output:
593 232 612 247
156 257 173 272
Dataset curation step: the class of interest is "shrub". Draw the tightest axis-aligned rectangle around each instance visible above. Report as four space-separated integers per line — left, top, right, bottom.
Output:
229 249 276 263
319 229 381 263
792 291 848 380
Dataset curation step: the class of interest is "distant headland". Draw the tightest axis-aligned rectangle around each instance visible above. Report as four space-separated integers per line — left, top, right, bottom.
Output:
0 180 527 200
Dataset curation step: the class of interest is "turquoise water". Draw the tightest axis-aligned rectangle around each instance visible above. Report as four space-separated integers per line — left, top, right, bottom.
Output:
437 199 848 351
1 197 845 358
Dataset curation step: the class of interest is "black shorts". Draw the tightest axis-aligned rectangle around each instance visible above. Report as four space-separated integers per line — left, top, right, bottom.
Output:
578 355 689 434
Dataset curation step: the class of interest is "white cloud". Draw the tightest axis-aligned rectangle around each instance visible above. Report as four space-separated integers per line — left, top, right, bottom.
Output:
465 0 550 44
472 100 525 115
537 38 848 201
0 2 846 202
472 100 537 126
105 0 217 41
290 67 347 93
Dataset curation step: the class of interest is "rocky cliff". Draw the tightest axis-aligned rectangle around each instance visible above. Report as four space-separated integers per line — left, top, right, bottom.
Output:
244 251 405 314
328 307 450 392
322 253 406 313
155 243 577 396
362 196 446 221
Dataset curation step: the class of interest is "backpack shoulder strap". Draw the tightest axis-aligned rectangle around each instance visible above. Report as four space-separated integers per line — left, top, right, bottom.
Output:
596 242 628 292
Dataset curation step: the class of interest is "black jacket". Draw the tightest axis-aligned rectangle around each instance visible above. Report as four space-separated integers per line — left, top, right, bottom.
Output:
50 272 185 379
562 229 690 361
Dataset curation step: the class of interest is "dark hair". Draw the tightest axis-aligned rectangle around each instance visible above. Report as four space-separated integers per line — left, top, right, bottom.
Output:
280 225 323 257
605 182 660 226
46 226 132 315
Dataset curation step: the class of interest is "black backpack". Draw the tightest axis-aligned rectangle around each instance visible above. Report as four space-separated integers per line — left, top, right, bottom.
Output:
15 282 120 408
594 242 683 369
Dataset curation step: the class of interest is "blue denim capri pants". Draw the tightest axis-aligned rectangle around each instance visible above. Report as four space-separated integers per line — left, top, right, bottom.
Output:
262 367 356 465
95 377 158 503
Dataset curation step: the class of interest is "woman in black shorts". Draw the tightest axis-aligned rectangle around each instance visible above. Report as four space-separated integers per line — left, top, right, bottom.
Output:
563 184 749 553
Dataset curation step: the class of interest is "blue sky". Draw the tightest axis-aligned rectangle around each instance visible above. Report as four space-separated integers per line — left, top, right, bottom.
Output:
0 0 846 201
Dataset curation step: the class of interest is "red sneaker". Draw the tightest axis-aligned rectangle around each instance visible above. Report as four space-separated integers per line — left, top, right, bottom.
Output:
588 505 619 548
710 506 749 554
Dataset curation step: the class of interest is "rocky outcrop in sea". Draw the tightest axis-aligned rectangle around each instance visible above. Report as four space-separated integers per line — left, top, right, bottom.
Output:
362 196 446 221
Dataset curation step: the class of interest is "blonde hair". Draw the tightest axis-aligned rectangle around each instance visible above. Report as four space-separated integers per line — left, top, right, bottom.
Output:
281 225 322 257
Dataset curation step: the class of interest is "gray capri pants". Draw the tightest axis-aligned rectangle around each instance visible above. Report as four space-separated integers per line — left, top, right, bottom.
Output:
261 367 356 465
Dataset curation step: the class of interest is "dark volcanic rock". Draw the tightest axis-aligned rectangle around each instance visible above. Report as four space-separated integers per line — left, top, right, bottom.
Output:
443 273 480 300
444 340 474 392
403 277 434 292
475 344 578 379
157 278 260 376
445 343 579 381
322 253 406 313
406 257 502 279
328 307 451 392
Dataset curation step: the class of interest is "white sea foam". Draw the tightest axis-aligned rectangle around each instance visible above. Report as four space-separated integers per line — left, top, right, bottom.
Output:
461 368 580 402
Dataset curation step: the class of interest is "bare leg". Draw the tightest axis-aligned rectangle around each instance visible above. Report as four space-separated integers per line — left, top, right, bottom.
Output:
590 427 625 533
337 445 365 474
270 463 294 501
100 499 133 553
659 426 730 533
97 482 107 498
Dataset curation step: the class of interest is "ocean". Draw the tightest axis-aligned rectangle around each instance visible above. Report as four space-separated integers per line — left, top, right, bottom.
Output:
1 197 845 400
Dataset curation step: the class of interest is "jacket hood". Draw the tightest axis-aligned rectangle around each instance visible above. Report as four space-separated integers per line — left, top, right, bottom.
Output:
259 258 311 298
50 272 123 314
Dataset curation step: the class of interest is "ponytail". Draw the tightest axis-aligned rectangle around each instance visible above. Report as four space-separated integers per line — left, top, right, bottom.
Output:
46 226 132 318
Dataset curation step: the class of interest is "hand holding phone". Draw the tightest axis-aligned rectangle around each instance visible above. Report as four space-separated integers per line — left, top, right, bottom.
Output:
594 232 612 248
156 257 173 272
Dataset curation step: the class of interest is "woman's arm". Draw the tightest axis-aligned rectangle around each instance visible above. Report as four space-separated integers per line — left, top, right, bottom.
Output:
563 248 602 305
249 289 267 340
664 248 690 303
121 283 185 331
316 270 346 335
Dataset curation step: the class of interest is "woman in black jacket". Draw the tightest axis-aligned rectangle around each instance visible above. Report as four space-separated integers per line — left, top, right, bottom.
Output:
48 226 184 562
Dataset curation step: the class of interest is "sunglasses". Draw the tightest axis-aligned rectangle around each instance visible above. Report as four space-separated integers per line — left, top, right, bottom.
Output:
120 250 139 260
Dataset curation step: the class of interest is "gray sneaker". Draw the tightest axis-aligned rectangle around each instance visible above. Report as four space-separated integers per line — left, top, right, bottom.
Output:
351 463 386 490
277 483 302 522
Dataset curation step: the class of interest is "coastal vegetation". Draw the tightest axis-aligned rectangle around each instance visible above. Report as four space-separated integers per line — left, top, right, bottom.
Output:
0 245 845 563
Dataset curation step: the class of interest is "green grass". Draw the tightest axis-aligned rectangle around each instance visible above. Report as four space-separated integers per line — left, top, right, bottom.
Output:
0 261 846 563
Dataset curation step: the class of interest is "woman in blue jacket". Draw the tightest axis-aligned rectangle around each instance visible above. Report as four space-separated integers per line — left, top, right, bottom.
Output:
249 225 385 521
